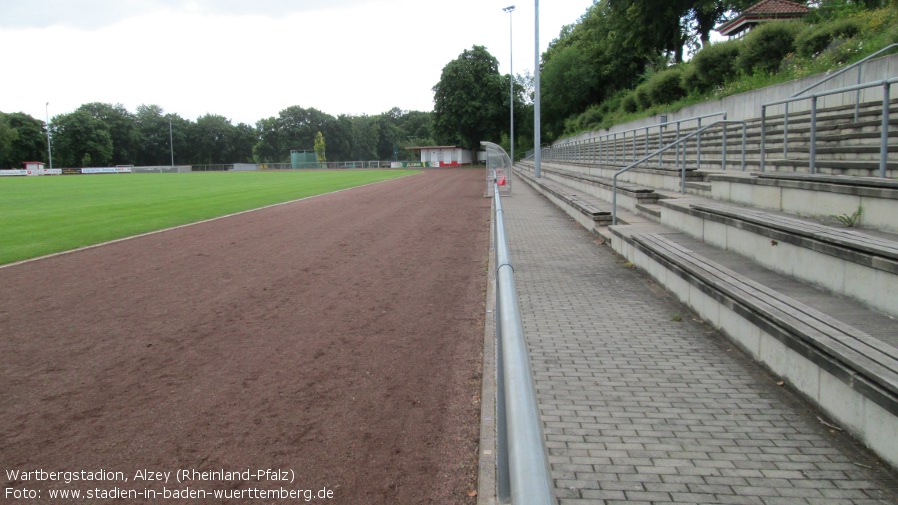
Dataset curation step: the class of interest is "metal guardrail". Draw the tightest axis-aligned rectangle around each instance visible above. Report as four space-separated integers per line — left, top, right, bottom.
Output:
612 120 747 225
761 77 896 177
793 43 898 119
781 44 898 159
547 111 727 168
493 182 555 505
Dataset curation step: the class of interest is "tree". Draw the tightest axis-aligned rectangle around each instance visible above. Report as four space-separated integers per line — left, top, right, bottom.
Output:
253 116 283 163
0 113 19 168
77 103 139 165
540 1 654 138
432 45 506 150
232 123 257 163
135 105 172 165
50 111 113 167
0 112 47 168
191 114 239 165
314 131 326 162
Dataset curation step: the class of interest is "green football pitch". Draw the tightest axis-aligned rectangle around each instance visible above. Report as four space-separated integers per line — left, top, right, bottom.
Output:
0 170 418 265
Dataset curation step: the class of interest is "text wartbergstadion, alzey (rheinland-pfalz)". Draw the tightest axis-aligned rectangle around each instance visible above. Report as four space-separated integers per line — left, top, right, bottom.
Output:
5 468 335 501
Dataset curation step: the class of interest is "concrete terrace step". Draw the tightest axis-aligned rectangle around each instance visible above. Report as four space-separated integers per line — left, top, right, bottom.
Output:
692 202 898 263
514 168 612 229
515 161 690 218
609 226 898 469
706 172 898 234
659 199 898 317
756 172 898 189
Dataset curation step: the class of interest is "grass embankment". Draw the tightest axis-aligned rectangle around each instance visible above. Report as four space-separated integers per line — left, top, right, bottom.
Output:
0 170 417 265
566 6 898 135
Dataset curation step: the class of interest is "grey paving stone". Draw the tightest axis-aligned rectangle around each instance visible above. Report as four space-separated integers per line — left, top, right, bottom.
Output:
500 181 898 504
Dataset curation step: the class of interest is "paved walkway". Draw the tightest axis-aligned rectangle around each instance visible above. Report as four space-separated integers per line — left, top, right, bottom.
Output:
501 180 898 505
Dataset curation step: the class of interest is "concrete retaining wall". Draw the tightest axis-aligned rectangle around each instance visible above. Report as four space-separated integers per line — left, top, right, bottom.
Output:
562 53 898 144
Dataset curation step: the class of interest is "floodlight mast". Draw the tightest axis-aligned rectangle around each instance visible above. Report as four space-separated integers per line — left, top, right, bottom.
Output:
534 0 541 178
503 5 515 165
45 102 53 169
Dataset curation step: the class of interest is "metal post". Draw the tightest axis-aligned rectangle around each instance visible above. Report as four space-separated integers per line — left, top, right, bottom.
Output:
613 133 617 163
675 122 681 180
533 0 541 179
881 81 890 178
722 121 728 172
644 128 649 157
45 102 53 169
760 105 767 172
741 123 747 171
855 64 863 123
622 131 626 163
696 117 702 170
504 6 516 165
783 102 790 158
810 95 818 174
612 176 618 225
169 120 175 167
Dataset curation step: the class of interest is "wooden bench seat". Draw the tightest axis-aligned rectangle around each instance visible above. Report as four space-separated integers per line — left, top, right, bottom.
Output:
690 202 898 263
632 232 898 408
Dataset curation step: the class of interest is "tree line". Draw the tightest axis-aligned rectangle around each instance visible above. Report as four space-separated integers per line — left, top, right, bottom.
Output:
6 1 891 169
430 0 895 151
0 104 433 169
539 0 895 138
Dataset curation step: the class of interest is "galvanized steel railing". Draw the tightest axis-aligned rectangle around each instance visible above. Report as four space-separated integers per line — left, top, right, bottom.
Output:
761 77 896 177
789 43 898 127
612 120 747 225
546 111 728 167
493 182 555 505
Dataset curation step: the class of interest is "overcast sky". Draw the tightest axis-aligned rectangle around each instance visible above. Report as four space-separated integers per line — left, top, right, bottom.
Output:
1 0 595 126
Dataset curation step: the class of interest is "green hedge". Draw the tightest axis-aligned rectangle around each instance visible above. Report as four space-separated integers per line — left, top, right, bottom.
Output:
646 67 687 105
736 21 807 75
686 39 743 93
796 18 862 56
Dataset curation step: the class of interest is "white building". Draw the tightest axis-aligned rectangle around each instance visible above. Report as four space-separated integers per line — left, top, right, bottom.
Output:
405 146 474 167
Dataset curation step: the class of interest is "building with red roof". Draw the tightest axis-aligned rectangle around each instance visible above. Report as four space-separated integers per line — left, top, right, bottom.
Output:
716 0 810 38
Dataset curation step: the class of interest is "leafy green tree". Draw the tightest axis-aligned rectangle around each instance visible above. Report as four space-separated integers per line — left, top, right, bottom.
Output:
314 131 326 162
77 103 139 165
232 123 257 163
541 1 653 138
51 111 113 167
0 112 47 168
191 114 240 164
432 45 506 150
253 116 284 163
0 113 19 168
346 115 380 160
135 105 172 165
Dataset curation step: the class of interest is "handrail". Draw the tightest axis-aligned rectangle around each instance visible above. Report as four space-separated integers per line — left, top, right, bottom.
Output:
550 111 727 167
491 158 555 505
761 77 896 177
612 120 747 225
792 43 898 98
556 111 727 147
782 43 898 156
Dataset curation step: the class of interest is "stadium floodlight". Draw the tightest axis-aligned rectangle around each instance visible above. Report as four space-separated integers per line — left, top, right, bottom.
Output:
534 0 541 178
169 120 174 167
45 102 53 169
503 5 515 164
